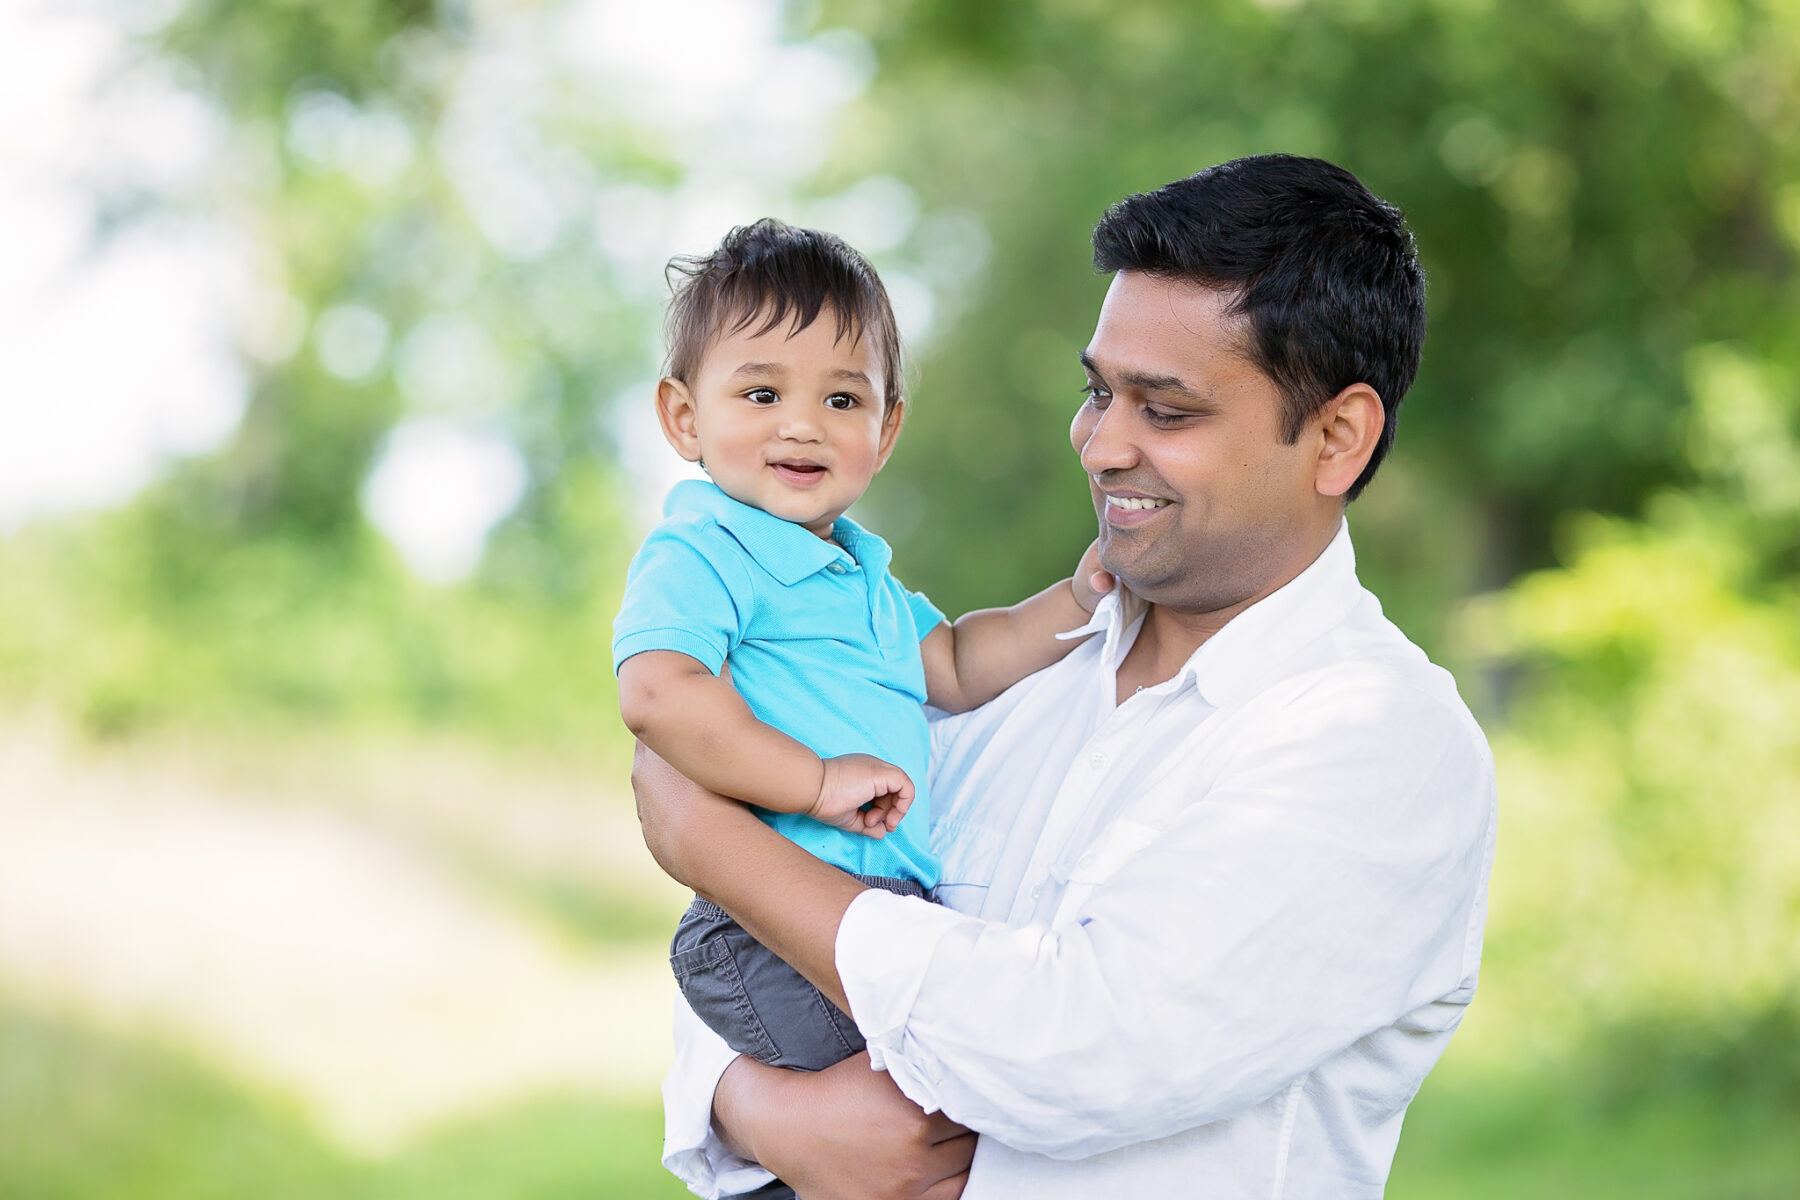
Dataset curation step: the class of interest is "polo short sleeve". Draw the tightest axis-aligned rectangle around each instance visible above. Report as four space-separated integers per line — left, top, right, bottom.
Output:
612 520 753 677
906 589 946 641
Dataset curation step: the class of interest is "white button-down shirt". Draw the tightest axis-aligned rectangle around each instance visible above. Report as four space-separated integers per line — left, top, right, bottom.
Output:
663 523 1497 1199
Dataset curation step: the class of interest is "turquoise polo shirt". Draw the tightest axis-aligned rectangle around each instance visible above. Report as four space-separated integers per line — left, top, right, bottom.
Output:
613 480 945 887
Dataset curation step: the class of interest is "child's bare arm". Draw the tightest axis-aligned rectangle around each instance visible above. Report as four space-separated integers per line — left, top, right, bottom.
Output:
919 541 1112 714
618 650 913 836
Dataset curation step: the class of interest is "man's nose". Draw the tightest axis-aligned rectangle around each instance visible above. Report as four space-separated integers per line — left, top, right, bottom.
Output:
1073 400 1135 475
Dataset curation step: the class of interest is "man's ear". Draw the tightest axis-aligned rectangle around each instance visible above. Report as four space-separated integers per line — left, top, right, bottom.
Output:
874 398 906 471
656 377 703 462
1313 383 1385 499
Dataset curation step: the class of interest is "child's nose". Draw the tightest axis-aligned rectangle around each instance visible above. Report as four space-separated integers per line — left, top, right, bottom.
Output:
778 411 824 441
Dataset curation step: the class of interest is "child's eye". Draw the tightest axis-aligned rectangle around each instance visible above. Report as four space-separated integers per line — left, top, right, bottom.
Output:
746 387 779 405
824 393 858 411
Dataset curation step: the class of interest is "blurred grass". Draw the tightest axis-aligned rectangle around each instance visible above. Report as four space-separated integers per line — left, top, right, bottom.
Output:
0 1000 688 1200
1391 1065 1800 1199
10 990 1797 1200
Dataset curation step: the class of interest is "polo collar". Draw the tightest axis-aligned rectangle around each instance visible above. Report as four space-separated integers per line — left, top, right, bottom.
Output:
664 479 889 586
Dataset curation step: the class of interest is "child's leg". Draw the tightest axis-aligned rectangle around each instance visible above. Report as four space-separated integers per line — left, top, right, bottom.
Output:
669 875 931 1071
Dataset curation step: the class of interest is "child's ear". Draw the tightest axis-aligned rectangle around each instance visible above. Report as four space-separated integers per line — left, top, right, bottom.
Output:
656 377 703 462
874 398 906 470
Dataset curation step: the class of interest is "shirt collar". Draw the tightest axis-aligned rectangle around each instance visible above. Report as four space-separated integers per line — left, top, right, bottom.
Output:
664 479 888 585
1073 520 1365 708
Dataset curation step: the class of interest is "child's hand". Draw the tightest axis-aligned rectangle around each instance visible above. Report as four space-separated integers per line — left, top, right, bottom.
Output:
1071 539 1115 614
812 753 915 838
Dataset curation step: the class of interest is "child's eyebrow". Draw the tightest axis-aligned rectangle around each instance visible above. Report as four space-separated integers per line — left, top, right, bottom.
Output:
1079 350 1203 399
727 363 874 389
727 361 790 379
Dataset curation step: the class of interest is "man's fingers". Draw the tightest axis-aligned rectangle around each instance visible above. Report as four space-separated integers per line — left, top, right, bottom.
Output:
919 1132 976 1196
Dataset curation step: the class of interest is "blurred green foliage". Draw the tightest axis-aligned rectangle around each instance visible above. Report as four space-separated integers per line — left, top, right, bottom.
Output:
0 465 629 741
831 0 1800 636
3 0 1799 1190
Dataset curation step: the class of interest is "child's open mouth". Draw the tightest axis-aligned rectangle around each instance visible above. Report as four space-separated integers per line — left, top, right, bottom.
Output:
772 461 827 486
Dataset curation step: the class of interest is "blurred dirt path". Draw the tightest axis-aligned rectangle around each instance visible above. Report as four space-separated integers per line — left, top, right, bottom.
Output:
0 716 689 1155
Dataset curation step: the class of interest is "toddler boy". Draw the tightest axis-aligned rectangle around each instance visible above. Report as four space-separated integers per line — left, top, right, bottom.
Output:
614 219 1104 1074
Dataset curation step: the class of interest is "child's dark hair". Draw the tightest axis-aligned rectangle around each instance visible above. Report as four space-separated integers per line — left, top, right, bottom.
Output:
664 219 904 411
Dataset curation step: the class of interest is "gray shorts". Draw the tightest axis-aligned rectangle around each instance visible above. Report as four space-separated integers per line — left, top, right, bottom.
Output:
670 873 933 1072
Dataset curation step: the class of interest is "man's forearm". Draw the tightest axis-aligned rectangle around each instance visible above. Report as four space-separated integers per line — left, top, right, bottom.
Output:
713 1053 976 1200
633 742 864 1010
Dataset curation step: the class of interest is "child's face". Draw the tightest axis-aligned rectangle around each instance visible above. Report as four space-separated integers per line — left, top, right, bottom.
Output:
657 309 902 539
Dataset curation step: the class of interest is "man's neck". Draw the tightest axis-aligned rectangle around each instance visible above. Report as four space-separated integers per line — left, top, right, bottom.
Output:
1114 602 1239 703
1112 518 1341 704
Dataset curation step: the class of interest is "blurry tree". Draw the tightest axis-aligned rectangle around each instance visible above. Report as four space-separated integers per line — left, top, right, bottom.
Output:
1459 334 1800 1079
818 0 1800 650
0 0 681 738
151 0 660 587
5 0 1797 742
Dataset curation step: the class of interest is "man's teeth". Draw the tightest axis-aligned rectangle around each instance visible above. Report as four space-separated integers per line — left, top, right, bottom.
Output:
1106 495 1170 510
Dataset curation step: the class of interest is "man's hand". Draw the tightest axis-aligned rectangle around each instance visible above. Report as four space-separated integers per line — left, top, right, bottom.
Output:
1071 539 1115 614
716 1053 974 1200
813 753 915 838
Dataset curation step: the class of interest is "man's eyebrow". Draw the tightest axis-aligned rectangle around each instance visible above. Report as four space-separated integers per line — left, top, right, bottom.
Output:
1079 351 1203 398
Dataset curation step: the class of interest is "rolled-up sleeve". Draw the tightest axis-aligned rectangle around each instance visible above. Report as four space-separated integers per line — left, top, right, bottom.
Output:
837 678 1495 1159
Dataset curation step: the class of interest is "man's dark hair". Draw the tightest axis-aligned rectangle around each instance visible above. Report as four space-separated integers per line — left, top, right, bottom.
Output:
1092 154 1425 501
664 218 903 412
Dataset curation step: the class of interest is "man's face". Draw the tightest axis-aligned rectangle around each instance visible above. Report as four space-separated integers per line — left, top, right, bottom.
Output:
1070 271 1335 615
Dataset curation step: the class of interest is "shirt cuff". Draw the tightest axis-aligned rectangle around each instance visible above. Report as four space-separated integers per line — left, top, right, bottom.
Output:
836 888 969 1112
613 628 727 677
661 994 776 1198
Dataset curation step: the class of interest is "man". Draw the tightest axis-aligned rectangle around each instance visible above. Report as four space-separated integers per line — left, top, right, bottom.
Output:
636 154 1497 1199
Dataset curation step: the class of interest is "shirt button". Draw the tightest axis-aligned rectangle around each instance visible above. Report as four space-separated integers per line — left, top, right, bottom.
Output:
1077 853 1095 872
1030 884 1042 901
827 562 847 575
1089 750 1108 769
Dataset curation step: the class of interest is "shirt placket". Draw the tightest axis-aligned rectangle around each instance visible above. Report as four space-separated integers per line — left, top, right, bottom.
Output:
1010 668 1206 926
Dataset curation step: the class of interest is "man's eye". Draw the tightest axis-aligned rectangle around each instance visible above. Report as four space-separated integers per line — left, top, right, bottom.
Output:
746 388 778 405
1080 383 1111 407
1144 407 1185 426
824 393 857 411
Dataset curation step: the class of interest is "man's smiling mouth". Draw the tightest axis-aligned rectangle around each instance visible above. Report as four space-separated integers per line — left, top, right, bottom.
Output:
1105 495 1171 511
